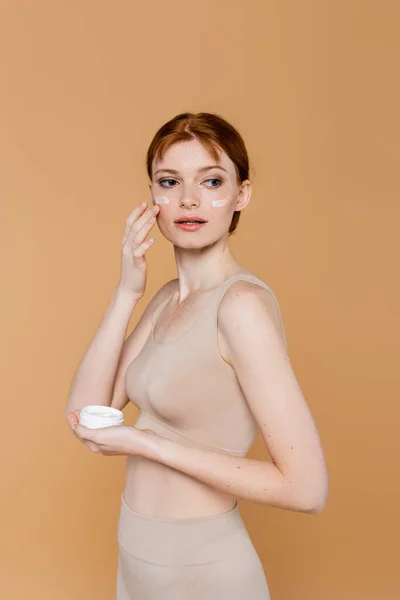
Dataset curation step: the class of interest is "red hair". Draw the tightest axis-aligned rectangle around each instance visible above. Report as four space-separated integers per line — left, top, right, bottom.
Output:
146 112 251 236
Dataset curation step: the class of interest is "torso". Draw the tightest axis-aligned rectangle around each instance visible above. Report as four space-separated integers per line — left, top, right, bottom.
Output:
122 267 263 519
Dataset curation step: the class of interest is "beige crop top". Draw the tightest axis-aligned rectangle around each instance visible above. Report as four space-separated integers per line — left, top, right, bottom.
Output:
125 273 287 457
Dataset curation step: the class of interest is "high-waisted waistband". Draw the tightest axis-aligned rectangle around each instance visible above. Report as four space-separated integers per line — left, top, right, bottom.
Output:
117 493 253 566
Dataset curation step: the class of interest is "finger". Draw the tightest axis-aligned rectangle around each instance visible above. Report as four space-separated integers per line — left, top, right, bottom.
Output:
132 214 158 247
132 238 154 258
122 202 147 243
122 206 158 246
74 423 98 443
127 205 158 241
123 228 152 258
68 410 82 429
67 413 78 430
83 441 102 453
122 201 153 241
69 412 78 423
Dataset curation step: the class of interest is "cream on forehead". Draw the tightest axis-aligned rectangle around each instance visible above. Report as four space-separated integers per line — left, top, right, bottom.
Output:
212 199 228 207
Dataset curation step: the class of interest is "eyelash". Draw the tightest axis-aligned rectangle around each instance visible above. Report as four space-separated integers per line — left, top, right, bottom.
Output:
157 178 223 189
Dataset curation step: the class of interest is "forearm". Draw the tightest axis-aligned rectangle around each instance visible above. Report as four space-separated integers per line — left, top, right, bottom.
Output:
66 287 138 416
139 434 325 514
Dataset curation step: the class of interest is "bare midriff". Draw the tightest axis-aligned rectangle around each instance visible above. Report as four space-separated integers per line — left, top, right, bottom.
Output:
123 455 237 519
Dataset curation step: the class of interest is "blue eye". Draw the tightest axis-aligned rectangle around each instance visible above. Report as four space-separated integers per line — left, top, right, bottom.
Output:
206 178 222 188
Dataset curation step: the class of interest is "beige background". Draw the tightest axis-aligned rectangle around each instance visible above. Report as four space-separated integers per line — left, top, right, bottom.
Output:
1 1 399 599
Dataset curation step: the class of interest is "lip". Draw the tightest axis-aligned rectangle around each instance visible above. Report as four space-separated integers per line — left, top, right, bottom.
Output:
174 216 206 223
174 222 207 232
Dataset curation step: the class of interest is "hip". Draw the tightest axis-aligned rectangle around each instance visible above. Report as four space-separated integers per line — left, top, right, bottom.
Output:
116 492 271 599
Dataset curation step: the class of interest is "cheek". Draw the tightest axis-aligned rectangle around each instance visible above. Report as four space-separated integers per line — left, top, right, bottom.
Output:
154 195 170 206
211 198 228 208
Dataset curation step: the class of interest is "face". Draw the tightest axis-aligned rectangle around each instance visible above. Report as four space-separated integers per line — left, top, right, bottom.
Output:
149 139 251 247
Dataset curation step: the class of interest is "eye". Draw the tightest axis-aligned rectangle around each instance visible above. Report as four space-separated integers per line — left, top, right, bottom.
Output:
157 177 222 189
158 178 177 188
205 178 222 188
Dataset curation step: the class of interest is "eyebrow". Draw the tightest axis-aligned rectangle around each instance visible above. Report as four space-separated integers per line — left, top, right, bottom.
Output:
154 165 228 176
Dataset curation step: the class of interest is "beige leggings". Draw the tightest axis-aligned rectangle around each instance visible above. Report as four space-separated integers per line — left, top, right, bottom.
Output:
116 493 271 599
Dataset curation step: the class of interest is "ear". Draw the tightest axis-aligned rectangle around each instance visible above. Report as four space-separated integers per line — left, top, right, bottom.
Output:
235 180 252 211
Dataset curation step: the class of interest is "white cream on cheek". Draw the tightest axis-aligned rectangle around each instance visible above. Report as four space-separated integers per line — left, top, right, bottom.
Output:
212 198 228 207
154 196 170 205
153 196 227 208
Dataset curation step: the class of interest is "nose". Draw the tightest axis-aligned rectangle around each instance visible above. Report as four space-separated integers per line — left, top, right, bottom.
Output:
179 183 200 208
179 198 199 208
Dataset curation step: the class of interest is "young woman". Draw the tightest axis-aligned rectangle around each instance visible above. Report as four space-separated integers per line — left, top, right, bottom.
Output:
66 112 328 599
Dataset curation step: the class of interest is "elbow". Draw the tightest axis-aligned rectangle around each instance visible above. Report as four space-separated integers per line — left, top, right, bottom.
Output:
302 468 329 515
304 500 326 515
303 487 329 515
298 475 329 515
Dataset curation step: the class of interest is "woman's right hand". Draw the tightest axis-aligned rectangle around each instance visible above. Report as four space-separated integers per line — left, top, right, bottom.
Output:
118 200 159 300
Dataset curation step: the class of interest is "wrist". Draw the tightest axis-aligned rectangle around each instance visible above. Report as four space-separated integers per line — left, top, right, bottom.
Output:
115 286 141 304
135 428 171 462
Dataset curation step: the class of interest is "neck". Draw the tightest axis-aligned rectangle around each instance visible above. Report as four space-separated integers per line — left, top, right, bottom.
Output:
173 238 242 300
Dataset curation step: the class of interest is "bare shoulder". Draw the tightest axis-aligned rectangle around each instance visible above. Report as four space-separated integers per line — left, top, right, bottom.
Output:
218 278 286 345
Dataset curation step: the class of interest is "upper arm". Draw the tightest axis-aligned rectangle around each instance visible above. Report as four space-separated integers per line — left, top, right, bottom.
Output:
218 281 328 510
110 279 177 411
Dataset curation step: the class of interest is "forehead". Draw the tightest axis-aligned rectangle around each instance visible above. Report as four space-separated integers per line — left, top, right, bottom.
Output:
152 139 235 175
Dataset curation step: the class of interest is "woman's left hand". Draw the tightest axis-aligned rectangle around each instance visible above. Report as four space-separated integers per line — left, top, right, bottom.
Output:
70 411 157 456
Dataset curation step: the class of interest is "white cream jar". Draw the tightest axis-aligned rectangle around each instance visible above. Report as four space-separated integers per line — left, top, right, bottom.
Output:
79 405 124 429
